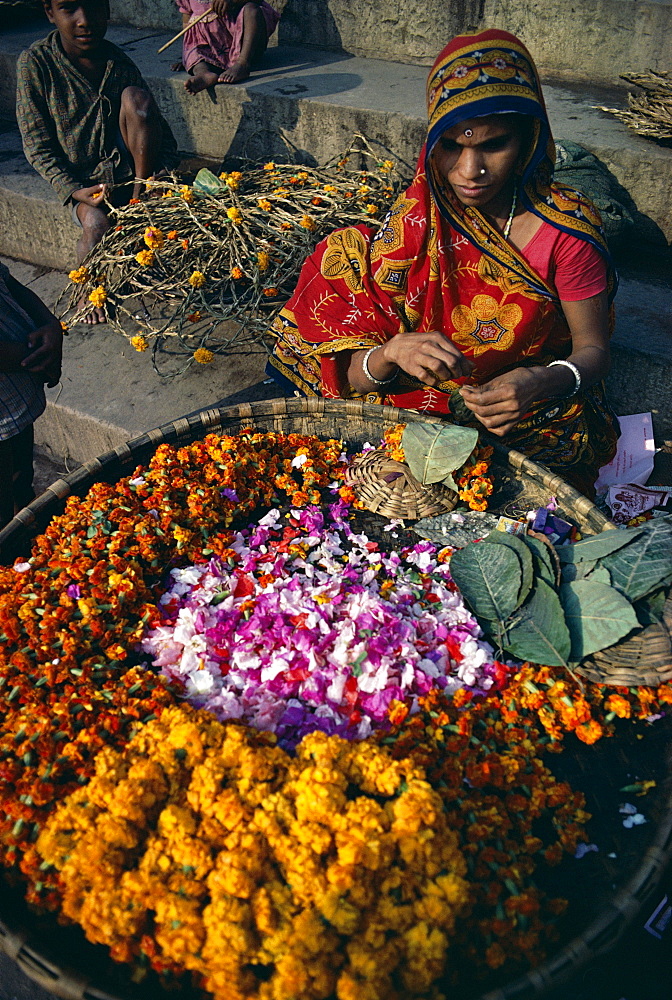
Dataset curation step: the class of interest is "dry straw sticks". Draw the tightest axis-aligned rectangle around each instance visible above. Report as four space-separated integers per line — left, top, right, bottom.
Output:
60 139 403 377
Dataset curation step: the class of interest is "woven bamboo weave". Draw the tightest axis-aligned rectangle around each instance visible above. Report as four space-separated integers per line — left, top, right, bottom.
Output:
345 449 458 519
577 595 672 687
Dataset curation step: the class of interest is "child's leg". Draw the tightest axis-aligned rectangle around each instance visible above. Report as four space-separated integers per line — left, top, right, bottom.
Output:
74 201 110 324
118 86 164 198
184 60 222 95
219 4 268 84
0 425 35 529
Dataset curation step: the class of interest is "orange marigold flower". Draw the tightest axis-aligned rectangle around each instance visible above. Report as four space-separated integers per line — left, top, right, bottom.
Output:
231 266 244 280
193 348 214 365
166 230 178 240
575 719 604 744
131 335 149 352
263 287 279 297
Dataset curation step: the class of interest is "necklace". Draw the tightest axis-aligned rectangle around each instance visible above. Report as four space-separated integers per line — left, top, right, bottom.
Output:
503 187 517 240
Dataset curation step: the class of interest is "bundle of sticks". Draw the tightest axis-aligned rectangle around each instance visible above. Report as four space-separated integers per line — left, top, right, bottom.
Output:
598 71 672 141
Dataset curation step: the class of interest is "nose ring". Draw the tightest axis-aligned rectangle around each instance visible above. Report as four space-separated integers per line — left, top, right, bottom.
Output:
464 128 473 137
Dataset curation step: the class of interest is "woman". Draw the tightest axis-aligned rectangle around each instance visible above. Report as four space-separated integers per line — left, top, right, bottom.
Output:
266 29 619 495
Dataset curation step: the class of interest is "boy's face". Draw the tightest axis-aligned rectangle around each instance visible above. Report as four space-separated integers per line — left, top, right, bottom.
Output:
45 1 110 58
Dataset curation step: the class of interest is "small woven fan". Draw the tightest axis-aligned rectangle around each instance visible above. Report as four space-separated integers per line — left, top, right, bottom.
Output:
345 449 458 520
577 594 672 687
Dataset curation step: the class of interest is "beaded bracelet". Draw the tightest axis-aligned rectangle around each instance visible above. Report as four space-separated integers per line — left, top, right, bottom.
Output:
547 359 581 398
362 346 397 386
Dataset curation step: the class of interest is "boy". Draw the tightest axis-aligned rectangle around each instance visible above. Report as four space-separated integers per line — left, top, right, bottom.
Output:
0 262 62 530
16 0 179 323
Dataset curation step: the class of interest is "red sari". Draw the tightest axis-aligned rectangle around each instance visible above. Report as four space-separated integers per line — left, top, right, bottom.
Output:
267 30 619 495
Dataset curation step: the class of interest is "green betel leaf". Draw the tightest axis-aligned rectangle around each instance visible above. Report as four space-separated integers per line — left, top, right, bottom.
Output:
557 526 643 563
402 422 478 489
634 587 669 627
523 535 556 589
561 559 597 583
193 168 227 196
600 518 672 602
449 542 522 623
483 530 534 607
502 579 571 666
560 580 639 661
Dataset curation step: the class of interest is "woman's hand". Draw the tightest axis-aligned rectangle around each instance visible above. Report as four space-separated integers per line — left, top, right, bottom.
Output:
381 330 473 384
347 331 473 394
22 320 63 387
460 367 541 436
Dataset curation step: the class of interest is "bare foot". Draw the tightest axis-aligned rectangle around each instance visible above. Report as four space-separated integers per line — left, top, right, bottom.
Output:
171 60 185 72
184 69 220 94
218 60 250 84
78 295 107 325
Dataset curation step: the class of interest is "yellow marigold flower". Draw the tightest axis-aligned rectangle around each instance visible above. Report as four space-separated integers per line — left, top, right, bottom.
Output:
299 215 316 231
131 335 149 352
272 187 289 196
179 185 194 202
279 221 292 231
263 286 279 297
263 161 276 171
162 188 174 197
297 171 309 181
257 198 272 211
188 270 206 288
193 348 214 365
226 171 243 189
380 159 395 171
227 207 243 225
257 251 270 272
60 321 68 333
143 226 164 250
323 184 337 193
88 285 107 307
231 266 244 280
135 249 155 267
68 265 90 284
358 184 371 194
365 203 378 215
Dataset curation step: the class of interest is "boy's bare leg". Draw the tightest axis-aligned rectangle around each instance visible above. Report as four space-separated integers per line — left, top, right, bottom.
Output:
219 4 267 84
75 201 110 324
184 60 221 95
118 86 164 198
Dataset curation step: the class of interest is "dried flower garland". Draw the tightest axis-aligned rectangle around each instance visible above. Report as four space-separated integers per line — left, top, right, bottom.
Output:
60 139 404 376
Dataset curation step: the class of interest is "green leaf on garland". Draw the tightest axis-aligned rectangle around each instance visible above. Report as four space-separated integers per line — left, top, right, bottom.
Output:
600 517 672 602
402 422 478 490
449 542 522 623
502 579 571 666
560 580 639 661
523 535 556 589
483 530 534 607
193 167 227 197
557 527 642 563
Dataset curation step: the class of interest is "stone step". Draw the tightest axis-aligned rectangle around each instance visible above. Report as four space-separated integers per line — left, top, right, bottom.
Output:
106 0 672 88
0 22 671 271
3 253 671 471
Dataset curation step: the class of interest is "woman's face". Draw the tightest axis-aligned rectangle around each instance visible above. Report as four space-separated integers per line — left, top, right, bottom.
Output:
432 115 524 215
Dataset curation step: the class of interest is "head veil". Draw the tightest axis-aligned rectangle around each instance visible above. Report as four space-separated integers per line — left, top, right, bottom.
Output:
424 29 616 301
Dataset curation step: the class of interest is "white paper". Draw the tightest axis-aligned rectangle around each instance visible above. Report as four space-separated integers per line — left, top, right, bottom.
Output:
595 412 655 493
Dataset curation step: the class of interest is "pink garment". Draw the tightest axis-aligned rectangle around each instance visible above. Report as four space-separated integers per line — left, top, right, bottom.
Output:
176 0 280 73
521 220 608 301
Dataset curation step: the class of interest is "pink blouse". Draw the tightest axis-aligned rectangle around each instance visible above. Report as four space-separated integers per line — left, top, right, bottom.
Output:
522 220 608 301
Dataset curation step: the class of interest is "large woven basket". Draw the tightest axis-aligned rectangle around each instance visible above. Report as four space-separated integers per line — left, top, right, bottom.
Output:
0 398 671 1000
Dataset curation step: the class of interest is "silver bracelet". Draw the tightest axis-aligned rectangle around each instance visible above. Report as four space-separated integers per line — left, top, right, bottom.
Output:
362 346 397 386
547 359 581 398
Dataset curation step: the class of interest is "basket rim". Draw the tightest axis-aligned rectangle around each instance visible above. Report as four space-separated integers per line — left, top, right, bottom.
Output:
0 398 614 554
1 397 633 1000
